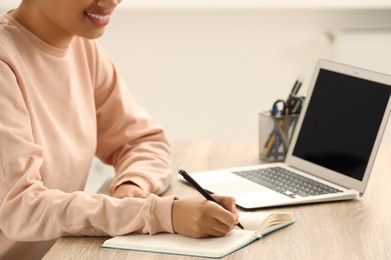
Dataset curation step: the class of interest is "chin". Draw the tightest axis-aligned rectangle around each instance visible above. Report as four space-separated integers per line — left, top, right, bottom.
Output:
82 29 106 40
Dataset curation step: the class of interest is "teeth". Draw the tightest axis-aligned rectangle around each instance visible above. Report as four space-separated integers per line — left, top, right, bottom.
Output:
86 12 109 21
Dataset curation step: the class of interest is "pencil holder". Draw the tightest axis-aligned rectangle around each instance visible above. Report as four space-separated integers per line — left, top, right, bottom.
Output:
258 110 299 162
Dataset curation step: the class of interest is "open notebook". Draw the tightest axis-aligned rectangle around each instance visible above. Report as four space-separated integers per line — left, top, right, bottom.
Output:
188 59 391 209
101 211 295 258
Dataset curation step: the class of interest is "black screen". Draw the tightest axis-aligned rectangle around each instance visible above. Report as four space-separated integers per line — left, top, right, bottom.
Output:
292 69 391 181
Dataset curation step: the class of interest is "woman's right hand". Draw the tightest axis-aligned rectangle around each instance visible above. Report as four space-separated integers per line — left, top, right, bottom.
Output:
171 195 239 238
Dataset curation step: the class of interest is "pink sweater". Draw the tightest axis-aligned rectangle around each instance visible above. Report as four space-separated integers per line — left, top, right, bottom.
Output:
0 12 175 259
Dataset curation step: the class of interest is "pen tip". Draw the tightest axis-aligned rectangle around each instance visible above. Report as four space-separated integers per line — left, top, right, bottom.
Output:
237 223 245 229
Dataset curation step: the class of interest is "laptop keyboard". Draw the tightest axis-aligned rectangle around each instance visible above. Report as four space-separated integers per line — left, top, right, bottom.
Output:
232 166 342 198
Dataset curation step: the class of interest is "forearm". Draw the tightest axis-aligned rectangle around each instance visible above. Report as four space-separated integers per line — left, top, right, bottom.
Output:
0 184 175 241
95 78 173 196
108 136 172 195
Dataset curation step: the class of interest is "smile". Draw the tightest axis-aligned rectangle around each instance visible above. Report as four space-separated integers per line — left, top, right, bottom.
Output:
85 12 111 28
85 12 110 21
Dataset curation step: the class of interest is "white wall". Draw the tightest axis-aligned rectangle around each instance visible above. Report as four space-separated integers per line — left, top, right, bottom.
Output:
3 3 391 193
99 9 391 142
2 3 391 142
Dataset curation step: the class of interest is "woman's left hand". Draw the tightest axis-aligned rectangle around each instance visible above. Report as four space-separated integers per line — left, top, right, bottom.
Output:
112 182 150 199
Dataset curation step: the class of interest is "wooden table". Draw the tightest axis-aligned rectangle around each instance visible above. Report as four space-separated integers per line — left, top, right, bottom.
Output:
43 140 391 259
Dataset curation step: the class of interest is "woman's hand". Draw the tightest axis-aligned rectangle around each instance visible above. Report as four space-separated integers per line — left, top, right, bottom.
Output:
172 194 239 238
112 182 150 199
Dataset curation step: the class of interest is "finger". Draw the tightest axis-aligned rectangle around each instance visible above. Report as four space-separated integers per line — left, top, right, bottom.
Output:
223 199 238 216
205 218 234 237
206 202 237 228
206 228 227 237
211 195 238 216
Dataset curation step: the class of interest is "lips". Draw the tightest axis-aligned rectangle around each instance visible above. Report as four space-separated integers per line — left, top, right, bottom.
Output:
85 12 111 27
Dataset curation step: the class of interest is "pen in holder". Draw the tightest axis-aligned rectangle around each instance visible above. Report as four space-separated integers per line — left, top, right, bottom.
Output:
258 110 299 162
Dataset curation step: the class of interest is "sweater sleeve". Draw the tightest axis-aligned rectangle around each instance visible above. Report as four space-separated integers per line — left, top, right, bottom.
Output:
0 55 174 241
92 42 173 196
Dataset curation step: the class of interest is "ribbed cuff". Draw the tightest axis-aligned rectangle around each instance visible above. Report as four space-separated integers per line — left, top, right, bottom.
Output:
149 194 176 234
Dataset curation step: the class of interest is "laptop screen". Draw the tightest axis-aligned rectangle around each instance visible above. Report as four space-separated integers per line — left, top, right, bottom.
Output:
292 68 391 181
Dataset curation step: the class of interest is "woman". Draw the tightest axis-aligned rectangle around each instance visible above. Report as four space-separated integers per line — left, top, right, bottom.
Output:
0 1 239 259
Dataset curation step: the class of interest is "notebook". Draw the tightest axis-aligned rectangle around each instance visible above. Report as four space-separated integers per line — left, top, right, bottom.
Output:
101 211 295 259
189 59 391 209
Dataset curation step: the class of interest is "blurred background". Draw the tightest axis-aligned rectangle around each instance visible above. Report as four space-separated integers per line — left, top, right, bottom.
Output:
2 1 391 192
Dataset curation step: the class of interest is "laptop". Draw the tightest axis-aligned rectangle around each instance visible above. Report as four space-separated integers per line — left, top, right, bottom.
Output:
188 59 391 209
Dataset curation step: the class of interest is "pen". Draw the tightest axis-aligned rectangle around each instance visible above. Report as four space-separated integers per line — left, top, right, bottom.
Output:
293 78 302 95
289 76 303 97
178 168 244 229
